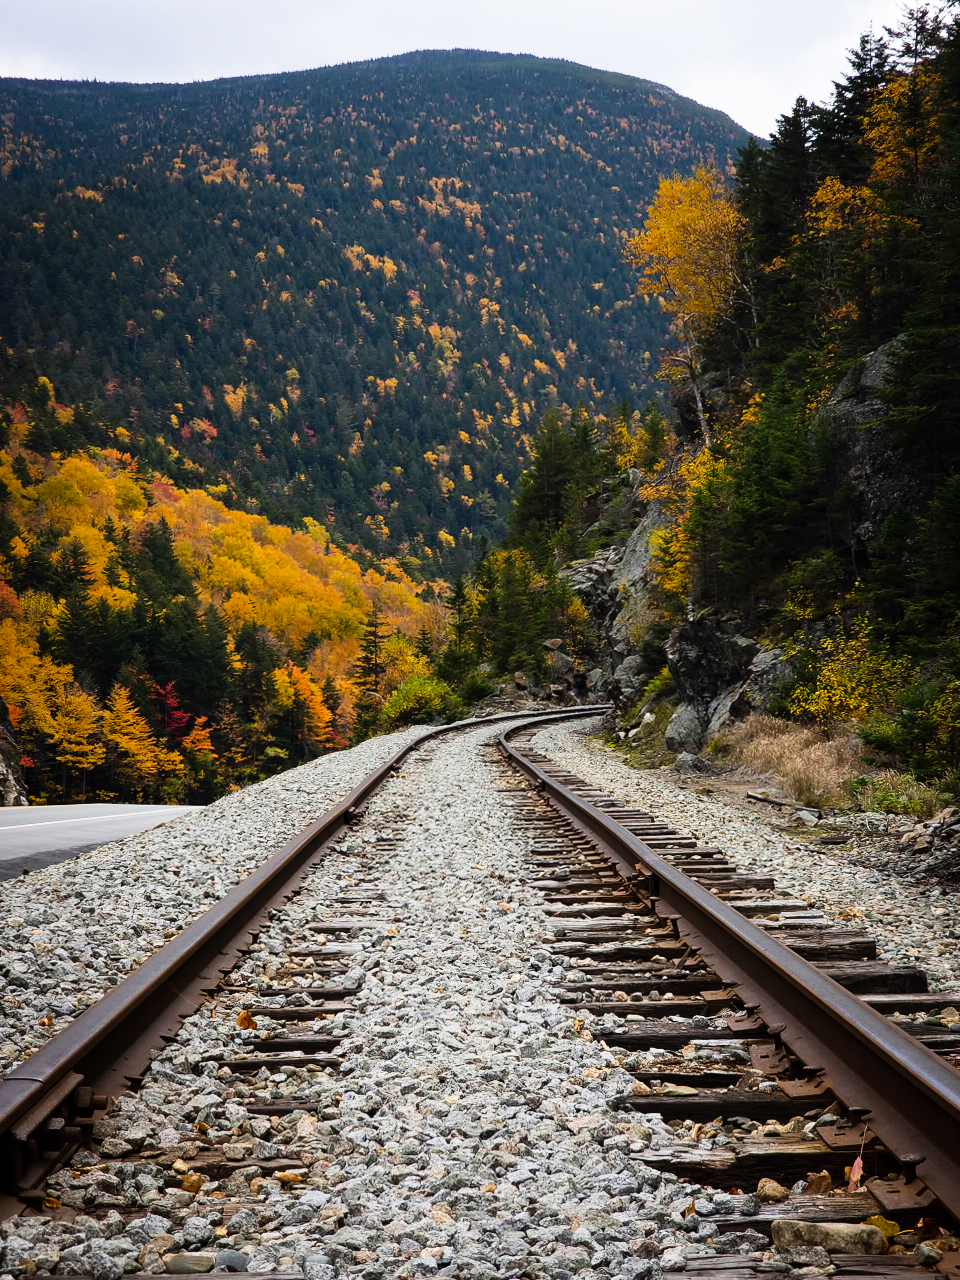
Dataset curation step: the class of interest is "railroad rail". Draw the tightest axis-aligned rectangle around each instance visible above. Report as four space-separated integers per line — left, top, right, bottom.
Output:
2 706 960 1279
499 721 960 1275
0 705 603 1216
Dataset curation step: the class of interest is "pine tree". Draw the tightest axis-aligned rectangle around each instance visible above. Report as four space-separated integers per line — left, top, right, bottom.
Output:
884 14 960 470
350 602 386 742
321 674 347 748
414 622 434 660
447 578 470 652
353 602 385 696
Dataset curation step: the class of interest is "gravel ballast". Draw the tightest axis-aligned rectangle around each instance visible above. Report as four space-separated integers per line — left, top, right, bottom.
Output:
0 726 431 1077
530 720 960 993
0 718 777 1279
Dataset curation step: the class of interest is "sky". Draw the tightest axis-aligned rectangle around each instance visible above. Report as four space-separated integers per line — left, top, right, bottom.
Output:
0 0 909 137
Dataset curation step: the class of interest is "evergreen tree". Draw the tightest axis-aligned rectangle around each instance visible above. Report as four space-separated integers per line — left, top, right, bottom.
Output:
884 14 960 473
414 622 434 660
350 602 386 742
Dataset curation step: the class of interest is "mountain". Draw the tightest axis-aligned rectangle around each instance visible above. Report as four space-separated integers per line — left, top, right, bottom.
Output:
0 51 749 570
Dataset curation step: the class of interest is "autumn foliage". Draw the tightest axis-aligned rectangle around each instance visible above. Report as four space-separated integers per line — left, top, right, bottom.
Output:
0 378 425 802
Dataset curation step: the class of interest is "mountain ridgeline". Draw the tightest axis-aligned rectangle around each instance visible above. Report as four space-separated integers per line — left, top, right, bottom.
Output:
0 51 747 568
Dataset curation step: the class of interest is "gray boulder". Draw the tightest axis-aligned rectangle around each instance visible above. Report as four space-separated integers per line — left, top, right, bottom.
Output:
612 654 647 704
664 703 704 752
668 619 758 712
744 648 792 706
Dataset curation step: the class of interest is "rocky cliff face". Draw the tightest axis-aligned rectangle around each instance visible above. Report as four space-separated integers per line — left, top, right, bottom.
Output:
562 501 666 709
0 703 28 806
563 514 791 746
662 620 792 751
562 339 922 753
817 338 924 551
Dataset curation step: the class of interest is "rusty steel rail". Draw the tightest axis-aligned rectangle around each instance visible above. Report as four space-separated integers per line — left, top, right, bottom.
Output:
0 705 606 1205
500 724 960 1223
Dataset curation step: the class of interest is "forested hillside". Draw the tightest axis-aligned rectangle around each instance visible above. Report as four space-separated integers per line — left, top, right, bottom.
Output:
0 51 747 567
489 8 960 805
0 355 429 803
625 11 960 661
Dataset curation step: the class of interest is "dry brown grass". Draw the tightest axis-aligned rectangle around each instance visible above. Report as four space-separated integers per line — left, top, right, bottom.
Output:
713 714 867 807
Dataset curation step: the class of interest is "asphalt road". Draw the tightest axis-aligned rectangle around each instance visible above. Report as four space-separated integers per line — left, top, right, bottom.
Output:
0 803 203 881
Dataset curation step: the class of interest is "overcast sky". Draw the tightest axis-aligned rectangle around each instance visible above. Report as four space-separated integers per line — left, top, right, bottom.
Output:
1 0 908 137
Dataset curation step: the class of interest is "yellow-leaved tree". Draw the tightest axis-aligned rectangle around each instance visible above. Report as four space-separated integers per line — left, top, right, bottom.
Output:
0 618 74 746
102 685 184 799
624 166 747 445
50 686 106 795
270 662 332 759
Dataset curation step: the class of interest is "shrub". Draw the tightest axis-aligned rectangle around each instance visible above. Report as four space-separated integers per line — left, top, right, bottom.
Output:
848 770 951 817
643 666 675 702
459 670 493 703
787 619 910 725
859 679 960 778
378 675 462 730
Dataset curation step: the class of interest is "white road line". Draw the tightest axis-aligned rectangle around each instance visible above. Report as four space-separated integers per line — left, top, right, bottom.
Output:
0 809 182 832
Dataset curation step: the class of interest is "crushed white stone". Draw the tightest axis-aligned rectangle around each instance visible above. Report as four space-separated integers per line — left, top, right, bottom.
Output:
0 726 430 1077
530 721 960 994
4 719 778 1279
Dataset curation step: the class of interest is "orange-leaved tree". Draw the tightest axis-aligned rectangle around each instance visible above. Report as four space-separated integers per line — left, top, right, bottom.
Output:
270 661 332 759
624 166 747 446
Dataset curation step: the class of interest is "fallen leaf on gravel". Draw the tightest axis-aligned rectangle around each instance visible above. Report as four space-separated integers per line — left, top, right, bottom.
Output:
180 1172 204 1193
482 1182 497 1193
498 902 512 912
36 1015 52 1027
43 1196 60 1210
863 1216 902 1239
847 1155 863 1192
573 1018 585 1033
274 1170 303 1184
236 1010 257 1030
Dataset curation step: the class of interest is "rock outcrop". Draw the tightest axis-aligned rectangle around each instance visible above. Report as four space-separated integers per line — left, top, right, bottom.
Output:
563 502 791 749
560 342 920 753
0 702 28 806
561 500 670 708
818 337 926 548
664 618 792 751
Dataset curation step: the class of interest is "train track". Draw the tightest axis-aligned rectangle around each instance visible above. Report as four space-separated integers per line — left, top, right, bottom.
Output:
1 708 959 1280
0 707 600 1217
499 724 960 1276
